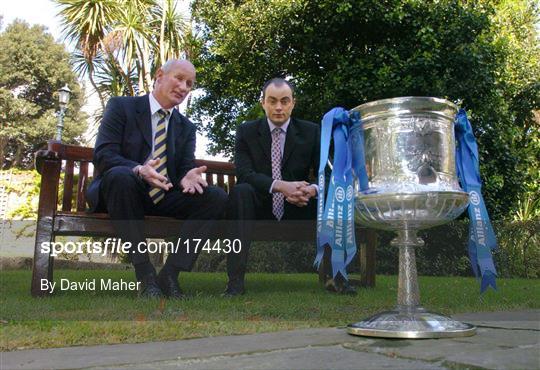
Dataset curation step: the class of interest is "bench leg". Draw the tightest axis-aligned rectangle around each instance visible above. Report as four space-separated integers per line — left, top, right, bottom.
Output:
148 238 165 268
359 229 377 288
31 156 60 297
318 245 331 283
31 217 54 297
318 229 377 288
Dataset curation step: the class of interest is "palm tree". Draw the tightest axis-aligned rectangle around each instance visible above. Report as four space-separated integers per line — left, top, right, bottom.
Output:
156 0 187 65
56 0 193 137
56 0 120 111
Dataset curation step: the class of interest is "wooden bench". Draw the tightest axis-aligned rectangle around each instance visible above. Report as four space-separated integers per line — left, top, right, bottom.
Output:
31 141 377 296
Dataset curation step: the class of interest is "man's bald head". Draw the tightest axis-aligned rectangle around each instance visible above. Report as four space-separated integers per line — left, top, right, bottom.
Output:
153 59 196 109
161 59 196 75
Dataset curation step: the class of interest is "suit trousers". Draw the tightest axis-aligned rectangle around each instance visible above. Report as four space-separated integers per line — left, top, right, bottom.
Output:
99 166 227 270
225 183 316 284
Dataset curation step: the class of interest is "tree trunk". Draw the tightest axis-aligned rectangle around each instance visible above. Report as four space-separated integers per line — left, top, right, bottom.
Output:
12 144 22 168
87 61 106 112
142 40 152 92
159 0 167 66
107 52 135 96
185 94 192 119
0 136 7 169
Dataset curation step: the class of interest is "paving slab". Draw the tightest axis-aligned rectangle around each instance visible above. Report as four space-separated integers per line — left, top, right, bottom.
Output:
96 345 446 370
344 327 540 367
1 328 362 370
454 310 540 330
443 343 540 370
1 310 539 370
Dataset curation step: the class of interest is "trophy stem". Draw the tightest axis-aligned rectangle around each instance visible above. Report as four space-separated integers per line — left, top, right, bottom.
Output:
347 227 476 338
393 229 423 309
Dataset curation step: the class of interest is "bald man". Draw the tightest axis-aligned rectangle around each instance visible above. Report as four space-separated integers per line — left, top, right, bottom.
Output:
87 60 227 299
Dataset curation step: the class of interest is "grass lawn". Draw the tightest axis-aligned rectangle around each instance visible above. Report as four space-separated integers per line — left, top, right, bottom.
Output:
1 270 538 351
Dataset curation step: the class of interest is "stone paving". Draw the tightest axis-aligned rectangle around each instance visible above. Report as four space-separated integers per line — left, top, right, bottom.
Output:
2 310 539 370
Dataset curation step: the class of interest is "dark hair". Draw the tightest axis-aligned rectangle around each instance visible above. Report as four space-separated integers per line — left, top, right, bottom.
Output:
261 78 295 100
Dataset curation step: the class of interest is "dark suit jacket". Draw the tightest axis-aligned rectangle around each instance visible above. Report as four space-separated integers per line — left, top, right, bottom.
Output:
87 95 196 211
235 117 321 195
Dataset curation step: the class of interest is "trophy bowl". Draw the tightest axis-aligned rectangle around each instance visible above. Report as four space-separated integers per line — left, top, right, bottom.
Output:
347 97 476 338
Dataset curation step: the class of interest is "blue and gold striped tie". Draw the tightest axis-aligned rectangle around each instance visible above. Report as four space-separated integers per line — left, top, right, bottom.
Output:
149 109 169 204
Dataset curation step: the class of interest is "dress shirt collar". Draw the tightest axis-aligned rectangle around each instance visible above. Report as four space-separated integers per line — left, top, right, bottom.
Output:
267 117 291 133
149 92 172 118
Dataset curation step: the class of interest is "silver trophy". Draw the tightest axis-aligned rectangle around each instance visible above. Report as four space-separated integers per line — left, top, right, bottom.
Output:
348 96 476 338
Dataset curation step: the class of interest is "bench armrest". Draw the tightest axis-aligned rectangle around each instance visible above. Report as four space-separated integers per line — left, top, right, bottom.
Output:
47 141 94 161
35 141 93 174
34 149 60 175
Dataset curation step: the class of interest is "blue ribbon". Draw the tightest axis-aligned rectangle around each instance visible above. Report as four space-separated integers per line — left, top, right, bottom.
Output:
455 109 497 293
315 108 368 279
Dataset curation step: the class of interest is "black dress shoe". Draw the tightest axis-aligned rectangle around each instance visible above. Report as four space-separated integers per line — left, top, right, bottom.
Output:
138 273 164 298
337 279 357 295
157 269 184 299
324 275 357 295
222 280 245 297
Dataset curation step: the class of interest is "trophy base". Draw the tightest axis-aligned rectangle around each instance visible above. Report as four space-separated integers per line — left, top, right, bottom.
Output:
347 307 476 339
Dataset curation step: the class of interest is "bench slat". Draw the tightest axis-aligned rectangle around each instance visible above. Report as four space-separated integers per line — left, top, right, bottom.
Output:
53 213 319 241
217 174 225 188
76 162 89 211
228 175 236 192
62 160 74 211
54 214 187 238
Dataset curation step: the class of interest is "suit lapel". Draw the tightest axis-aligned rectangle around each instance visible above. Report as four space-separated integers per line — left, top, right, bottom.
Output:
282 118 300 168
257 118 272 162
135 95 152 150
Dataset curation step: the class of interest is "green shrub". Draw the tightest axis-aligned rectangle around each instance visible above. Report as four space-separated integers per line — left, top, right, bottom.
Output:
495 220 540 278
374 220 539 278
193 220 540 279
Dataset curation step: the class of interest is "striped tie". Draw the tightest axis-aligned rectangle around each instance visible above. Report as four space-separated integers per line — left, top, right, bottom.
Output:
149 109 169 204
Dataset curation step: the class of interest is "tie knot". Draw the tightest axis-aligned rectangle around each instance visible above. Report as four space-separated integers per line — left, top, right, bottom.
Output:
158 109 169 119
272 127 282 136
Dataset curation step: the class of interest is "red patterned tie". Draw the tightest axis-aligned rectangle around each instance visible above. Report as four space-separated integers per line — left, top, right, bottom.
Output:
271 127 284 220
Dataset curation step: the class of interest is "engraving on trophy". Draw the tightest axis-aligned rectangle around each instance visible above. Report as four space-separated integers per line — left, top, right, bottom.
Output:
397 116 444 183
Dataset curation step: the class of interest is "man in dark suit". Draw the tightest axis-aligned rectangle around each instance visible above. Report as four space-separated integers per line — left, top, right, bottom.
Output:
87 59 227 298
224 78 322 296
